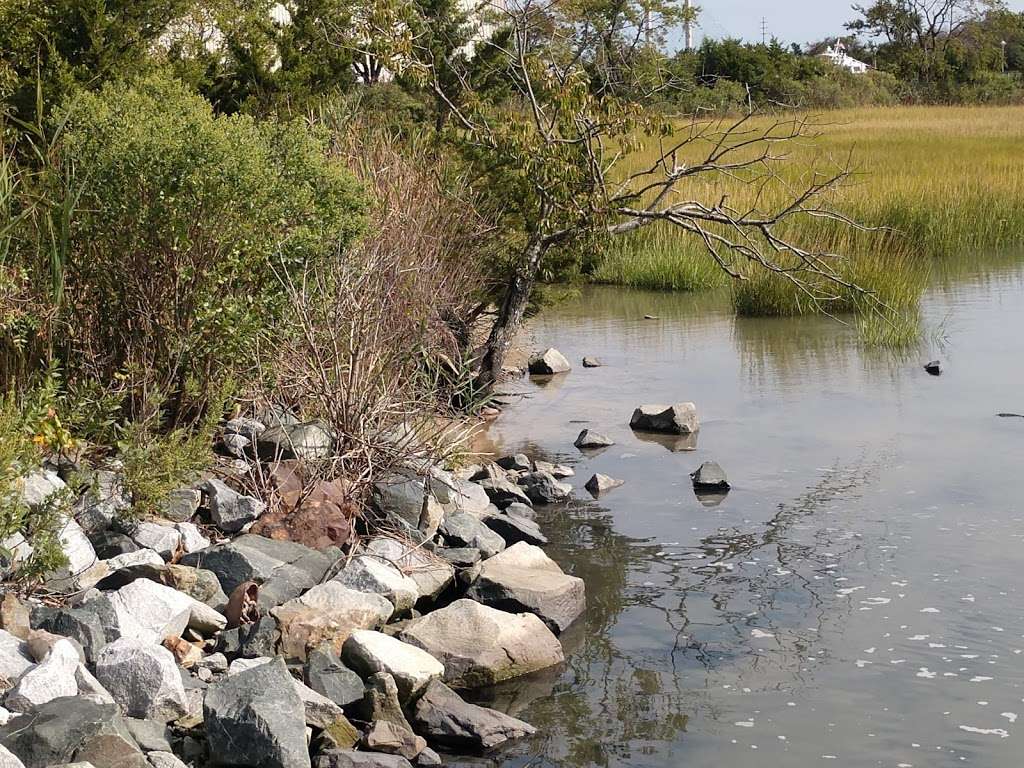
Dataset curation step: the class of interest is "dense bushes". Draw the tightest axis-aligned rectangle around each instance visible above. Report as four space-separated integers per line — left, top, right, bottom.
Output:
4 74 365 423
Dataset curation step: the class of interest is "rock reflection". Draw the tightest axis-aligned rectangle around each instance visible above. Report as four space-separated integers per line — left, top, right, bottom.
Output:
631 431 698 453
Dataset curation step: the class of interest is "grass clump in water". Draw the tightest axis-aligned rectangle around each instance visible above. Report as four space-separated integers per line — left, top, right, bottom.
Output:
592 225 728 292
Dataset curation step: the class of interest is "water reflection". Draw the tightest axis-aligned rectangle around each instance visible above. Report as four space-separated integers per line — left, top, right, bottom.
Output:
477 263 1024 768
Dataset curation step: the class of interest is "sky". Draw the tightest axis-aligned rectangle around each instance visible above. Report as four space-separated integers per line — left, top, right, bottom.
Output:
689 0 1024 48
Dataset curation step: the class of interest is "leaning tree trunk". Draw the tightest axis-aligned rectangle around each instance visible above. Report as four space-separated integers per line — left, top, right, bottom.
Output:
477 237 548 390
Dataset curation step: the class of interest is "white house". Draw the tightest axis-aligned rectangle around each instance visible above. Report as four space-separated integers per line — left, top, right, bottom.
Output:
819 43 869 74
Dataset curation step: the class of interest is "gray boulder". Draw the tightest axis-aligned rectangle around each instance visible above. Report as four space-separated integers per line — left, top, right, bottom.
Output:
147 753 188 768
201 479 266 534
45 516 100 592
584 473 625 496
435 547 481 568
87 531 138 560
483 513 547 546
439 512 505 559
180 535 333 610
363 538 454 602
442 478 491 519
204 657 310 768
517 471 572 505
306 646 364 708
533 461 574 479
94 639 188 722
0 696 146 768
397 600 563 688
476 476 532 510
691 461 730 490
257 420 334 461
370 473 444 541
32 598 115 665
410 679 537 750
581 356 603 368
158 489 201 523
224 417 266 442
75 470 130 534
495 454 531 472
103 549 164 572
174 522 209 554
573 429 614 449
127 522 181 559
333 556 418 613
503 502 536 520
527 348 570 375
629 402 699 435
342 631 444 702
466 542 585 634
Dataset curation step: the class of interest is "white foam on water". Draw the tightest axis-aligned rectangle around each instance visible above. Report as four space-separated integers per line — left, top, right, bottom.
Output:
1001 712 1017 723
751 629 774 639
958 725 1009 738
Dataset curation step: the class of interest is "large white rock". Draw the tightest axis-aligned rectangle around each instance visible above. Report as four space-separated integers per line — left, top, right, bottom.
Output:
74 663 115 703
398 599 564 688
129 521 181 559
342 630 444 701
0 629 35 692
0 743 25 768
95 638 188 722
4 638 79 712
466 542 586 634
108 579 226 643
333 556 419 613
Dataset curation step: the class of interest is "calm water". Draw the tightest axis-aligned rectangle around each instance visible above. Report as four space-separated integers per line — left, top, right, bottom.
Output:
465 261 1024 768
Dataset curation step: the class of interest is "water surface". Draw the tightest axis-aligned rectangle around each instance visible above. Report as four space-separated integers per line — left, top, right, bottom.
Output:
470 262 1024 768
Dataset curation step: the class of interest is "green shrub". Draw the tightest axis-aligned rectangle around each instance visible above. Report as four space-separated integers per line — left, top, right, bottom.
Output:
48 73 365 422
0 380 76 582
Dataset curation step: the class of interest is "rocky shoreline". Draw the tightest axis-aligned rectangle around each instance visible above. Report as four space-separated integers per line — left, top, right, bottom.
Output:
0 395 595 768
0 346 716 768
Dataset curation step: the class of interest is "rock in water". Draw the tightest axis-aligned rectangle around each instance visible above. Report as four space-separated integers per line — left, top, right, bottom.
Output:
584 473 624 497
527 348 571 376
342 630 444 702
517 472 572 505
573 430 614 450
466 542 585 634
629 403 699 435
581 357 603 368
924 360 942 375
410 679 537 750
95 639 188 722
0 696 146 768
204 657 310 768
397 600 564 688
691 461 730 491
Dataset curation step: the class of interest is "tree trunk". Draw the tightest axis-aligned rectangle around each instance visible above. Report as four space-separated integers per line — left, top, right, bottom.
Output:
476 237 547 389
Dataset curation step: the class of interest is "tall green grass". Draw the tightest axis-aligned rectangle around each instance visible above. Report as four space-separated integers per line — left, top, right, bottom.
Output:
595 105 1024 346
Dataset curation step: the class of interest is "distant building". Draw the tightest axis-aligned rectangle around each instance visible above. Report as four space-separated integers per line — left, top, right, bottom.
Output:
819 43 869 74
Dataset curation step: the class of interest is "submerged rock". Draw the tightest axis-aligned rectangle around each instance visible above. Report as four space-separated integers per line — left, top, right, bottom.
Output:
924 360 942 375
691 461 730 491
410 679 537 750
527 348 571 376
581 357 603 368
629 402 699 435
397 600 564 688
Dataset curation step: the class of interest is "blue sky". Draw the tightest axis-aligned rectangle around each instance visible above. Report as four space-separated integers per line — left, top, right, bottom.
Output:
689 0 1024 47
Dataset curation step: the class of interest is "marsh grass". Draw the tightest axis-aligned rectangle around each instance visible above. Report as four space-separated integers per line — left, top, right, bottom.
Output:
597 105 1024 345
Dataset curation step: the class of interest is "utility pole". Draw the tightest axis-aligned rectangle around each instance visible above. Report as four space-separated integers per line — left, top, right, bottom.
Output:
684 0 693 51
761 17 768 45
